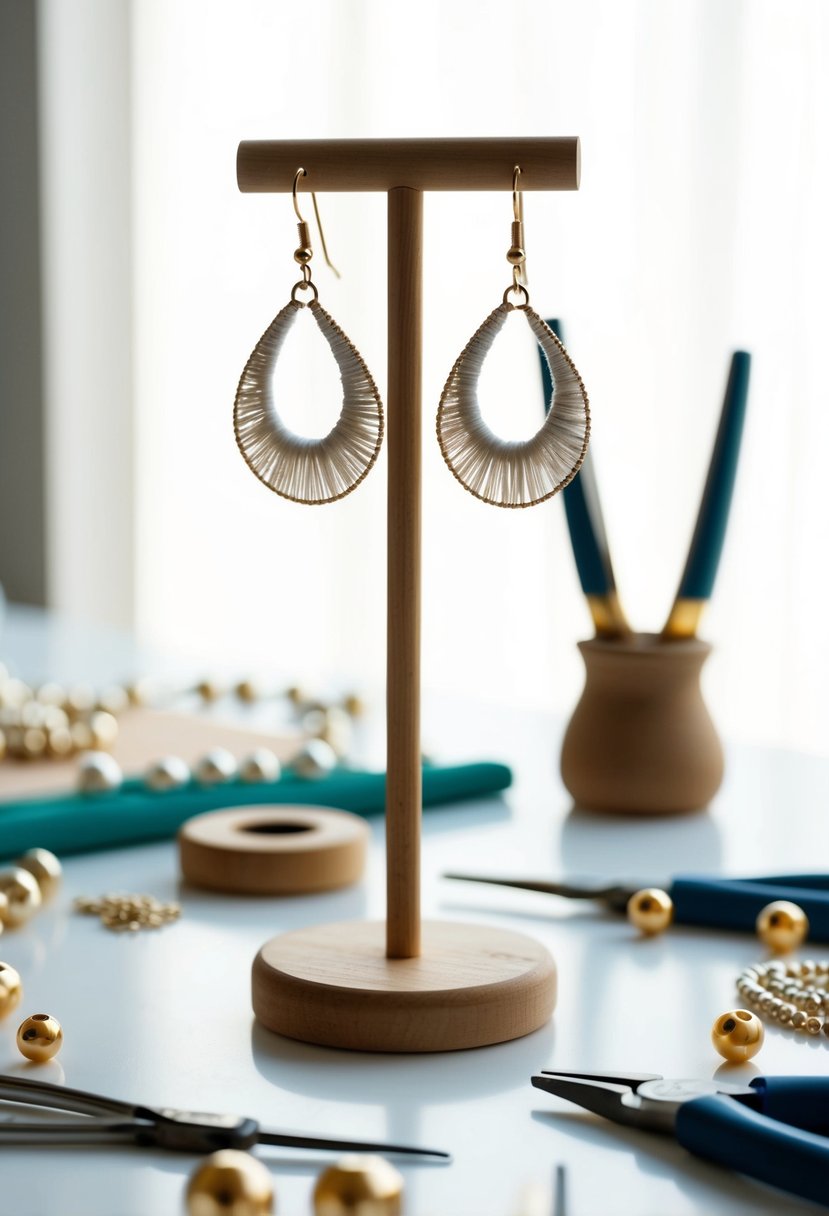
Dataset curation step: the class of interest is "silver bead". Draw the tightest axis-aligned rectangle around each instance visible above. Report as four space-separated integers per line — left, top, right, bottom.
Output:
144 755 191 791
238 749 281 784
77 751 123 794
290 738 337 779
193 748 237 786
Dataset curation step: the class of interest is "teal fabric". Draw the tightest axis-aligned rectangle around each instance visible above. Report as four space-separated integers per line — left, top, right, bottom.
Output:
0 761 512 858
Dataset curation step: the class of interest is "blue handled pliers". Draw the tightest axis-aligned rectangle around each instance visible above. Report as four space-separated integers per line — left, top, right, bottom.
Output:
445 872 829 939
532 1070 829 1208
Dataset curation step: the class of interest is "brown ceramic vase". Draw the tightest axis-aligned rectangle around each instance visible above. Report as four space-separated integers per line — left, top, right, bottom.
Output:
560 633 724 814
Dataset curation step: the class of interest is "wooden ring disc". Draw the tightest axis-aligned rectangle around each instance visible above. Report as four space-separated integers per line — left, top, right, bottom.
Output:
178 805 369 895
253 919 557 1052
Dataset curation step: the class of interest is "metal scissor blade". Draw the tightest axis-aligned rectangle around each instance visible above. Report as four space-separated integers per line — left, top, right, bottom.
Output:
532 1075 646 1129
538 1070 662 1089
258 1128 450 1160
444 874 637 911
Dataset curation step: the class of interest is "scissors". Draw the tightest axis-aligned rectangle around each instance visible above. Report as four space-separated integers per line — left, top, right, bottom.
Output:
0 1074 449 1160
445 871 829 939
532 1070 829 1209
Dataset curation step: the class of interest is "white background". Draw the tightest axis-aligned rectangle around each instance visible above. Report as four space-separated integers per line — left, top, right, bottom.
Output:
36 0 829 752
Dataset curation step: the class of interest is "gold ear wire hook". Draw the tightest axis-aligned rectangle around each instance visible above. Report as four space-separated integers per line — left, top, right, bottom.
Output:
292 167 341 280
507 164 528 288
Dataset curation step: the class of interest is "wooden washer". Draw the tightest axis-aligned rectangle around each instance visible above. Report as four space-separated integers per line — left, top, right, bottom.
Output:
178 805 369 895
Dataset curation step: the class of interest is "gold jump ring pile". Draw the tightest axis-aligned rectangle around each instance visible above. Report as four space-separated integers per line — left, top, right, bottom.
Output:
75 894 181 932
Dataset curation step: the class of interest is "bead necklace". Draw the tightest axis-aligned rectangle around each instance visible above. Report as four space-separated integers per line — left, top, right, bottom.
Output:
736 959 829 1038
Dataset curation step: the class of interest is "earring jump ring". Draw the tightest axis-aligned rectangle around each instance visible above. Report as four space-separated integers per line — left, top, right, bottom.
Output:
290 279 319 305
502 283 530 309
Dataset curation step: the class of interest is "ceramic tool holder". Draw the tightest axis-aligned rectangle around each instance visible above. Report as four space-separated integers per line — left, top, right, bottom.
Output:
237 137 579 1052
561 633 724 814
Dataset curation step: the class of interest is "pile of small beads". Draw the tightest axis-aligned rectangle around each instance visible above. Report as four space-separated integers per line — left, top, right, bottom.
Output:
75 893 181 933
736 959 829 1038
0 662 123 763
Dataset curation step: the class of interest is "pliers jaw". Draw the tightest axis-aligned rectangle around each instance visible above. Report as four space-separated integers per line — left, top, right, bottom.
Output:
532 1072 755 1135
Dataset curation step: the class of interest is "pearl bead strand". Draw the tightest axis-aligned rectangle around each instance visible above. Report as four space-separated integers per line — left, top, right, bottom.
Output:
737 959 829 1037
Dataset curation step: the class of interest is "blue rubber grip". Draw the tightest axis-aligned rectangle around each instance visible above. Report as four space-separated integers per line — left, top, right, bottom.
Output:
671 875 829 940
0 761 512 859
676 1081 829 1208
750 1076 829 1133
676 351 751 601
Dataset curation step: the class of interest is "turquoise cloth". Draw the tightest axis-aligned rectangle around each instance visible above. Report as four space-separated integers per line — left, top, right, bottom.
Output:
0 761 512 858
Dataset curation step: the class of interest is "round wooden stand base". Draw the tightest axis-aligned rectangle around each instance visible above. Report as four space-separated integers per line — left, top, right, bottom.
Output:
252 919 556 1053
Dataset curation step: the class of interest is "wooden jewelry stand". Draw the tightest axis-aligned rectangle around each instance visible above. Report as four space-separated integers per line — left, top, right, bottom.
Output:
239 138 580 1052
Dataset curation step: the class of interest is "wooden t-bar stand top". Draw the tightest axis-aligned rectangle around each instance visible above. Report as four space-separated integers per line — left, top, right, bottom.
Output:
245 138 578 1051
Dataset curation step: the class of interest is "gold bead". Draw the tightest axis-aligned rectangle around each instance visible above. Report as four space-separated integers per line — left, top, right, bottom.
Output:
35 682 67 707
626 888 674 935
126 677 155 707
47 725 75 757
16 849 62 901
89 710 119 750
806 1016 822 1035
0 868 42 926
313 1155 404 1216
294 247 313 265
96 684 130 715
186 1149 274 1216
196 679 222 703
66 684 96 717
506 245 526 266
16 1013 63 1062
756 900 809 954
0 961 23 1019
711 1009 764 1062
70 720 95 752
235 679 261 703
21 726 48 760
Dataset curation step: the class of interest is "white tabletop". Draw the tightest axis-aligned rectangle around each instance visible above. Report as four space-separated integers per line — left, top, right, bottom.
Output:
2 606 829 1215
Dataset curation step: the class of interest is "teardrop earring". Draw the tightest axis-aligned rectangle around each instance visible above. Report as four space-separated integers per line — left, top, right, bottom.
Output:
234 169 384 505
437 165 590 508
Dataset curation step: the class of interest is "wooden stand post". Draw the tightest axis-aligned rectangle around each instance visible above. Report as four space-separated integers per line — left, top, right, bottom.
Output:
386 186 423 960
245 138 578 1051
